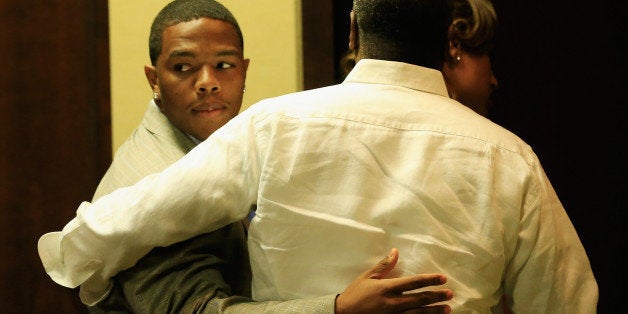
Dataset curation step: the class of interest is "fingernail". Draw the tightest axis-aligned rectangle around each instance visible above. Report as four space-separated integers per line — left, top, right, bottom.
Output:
446 290 454 299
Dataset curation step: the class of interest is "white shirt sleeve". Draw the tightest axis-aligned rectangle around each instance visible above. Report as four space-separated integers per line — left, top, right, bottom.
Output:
37 110 261 305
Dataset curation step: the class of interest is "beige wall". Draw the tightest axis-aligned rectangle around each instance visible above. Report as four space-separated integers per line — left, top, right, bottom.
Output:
108 0 302 152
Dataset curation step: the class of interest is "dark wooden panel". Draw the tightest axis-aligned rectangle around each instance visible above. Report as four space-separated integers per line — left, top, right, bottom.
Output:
0 0 111 312
302 0 354 89
301 0 335 90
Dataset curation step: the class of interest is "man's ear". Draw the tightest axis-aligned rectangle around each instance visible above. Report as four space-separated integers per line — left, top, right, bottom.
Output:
144 65 159 94
243 58 250 79
348 10 359 52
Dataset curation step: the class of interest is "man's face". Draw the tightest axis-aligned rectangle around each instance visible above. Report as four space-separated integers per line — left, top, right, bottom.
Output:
148 18 249 140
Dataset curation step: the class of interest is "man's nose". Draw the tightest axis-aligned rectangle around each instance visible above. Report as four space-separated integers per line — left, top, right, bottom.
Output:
196 67 220 93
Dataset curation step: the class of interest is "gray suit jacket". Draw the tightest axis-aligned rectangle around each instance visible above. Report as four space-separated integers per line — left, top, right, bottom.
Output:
89 101 335 313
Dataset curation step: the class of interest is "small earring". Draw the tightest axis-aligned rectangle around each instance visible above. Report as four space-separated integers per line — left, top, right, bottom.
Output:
243 88 246 93
153 92 159 100
456 56 461 62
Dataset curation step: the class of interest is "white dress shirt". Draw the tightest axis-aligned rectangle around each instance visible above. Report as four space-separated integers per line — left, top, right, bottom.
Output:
38 59 598 313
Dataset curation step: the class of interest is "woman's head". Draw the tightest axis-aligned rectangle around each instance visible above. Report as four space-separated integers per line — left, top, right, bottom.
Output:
442 0 498 116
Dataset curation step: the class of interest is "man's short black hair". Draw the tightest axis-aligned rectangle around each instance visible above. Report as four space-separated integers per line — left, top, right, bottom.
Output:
149 0 243 65
353 0 450 69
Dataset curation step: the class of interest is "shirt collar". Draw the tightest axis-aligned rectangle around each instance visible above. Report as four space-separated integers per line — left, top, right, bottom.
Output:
343 59 449 98
145 99 200 145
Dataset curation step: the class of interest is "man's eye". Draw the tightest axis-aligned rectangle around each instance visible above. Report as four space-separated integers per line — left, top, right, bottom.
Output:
174 64 191 72
217 62 234 69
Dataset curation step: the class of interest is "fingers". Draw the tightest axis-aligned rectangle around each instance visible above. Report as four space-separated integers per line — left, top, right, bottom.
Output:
336 248 453 314
389 273 448 294
365 247 399 279
386 273 453 313
396 289 454 307
402 304 452 314
387 290 453 314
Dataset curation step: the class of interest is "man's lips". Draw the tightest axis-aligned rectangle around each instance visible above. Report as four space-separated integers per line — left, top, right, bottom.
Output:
192 107 222 112
191 105 227 118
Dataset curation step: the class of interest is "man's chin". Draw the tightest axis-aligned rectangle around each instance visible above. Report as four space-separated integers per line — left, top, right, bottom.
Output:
193 127 218 141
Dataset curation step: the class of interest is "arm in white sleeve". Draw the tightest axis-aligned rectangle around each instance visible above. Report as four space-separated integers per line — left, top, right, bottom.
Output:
37 111 262 306
504 160 598 313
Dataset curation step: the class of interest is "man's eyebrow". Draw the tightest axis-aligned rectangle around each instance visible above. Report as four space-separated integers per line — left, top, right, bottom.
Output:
169 50 195 58
216 49 240 57
168 49 240 59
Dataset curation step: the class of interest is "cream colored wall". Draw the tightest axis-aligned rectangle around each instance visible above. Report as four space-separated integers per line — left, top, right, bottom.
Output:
108 0 302 152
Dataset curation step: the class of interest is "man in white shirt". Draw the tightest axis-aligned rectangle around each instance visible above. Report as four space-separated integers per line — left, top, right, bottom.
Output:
39 0 598 312
85 0 453 313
